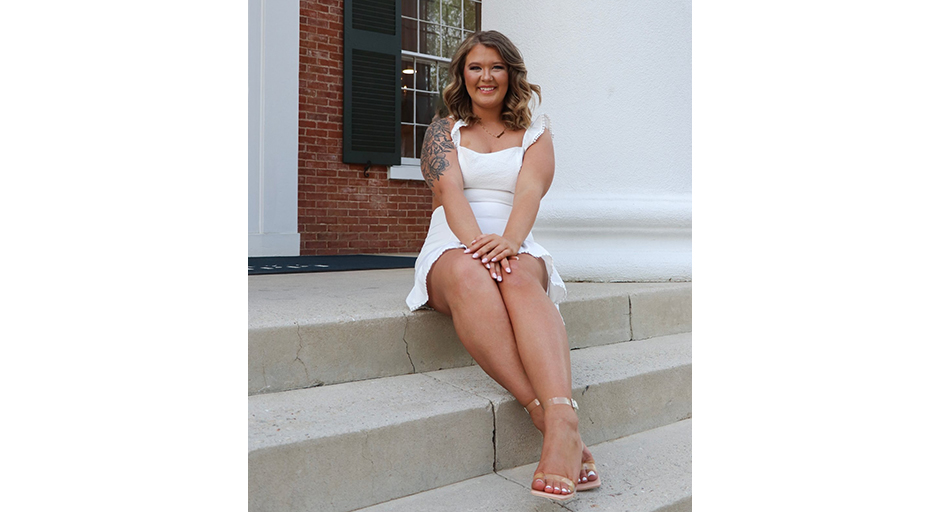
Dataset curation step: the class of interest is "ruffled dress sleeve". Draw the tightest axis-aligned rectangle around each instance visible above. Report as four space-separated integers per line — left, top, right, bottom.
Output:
522 113 552 152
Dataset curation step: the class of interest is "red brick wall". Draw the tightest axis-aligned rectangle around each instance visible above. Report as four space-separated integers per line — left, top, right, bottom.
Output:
298 0 433 255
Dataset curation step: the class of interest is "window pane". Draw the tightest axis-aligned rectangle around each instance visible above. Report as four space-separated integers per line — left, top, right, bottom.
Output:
418 0 439 23
401 57 415 89
415 61 432 91
434 93 448 119
403 0 417 19
402 17 418 52
402 124 415 158
401 88 414 123
419 22 439 56
441 26 462 59
461 0 473 31
416 125 428 157
463 0 480 32
402 0 481 166
416 92 436 124
442 0 461 28
428 63 439 91
438 63 450 92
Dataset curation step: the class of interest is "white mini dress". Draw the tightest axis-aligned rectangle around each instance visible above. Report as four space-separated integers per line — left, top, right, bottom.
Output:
406 113 567 311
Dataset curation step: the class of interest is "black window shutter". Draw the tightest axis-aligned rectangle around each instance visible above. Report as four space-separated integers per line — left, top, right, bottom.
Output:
343 0 402 166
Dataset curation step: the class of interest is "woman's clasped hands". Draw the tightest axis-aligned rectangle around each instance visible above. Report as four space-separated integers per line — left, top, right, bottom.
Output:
465 234 521 282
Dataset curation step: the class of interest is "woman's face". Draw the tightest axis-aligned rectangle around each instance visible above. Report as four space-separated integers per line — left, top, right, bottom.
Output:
462 44 509 112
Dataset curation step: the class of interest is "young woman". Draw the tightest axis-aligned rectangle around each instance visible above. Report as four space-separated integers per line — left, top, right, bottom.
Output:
405 31 599 502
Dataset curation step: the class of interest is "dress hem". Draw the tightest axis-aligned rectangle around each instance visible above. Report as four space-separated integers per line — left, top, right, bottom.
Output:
406 242 568 312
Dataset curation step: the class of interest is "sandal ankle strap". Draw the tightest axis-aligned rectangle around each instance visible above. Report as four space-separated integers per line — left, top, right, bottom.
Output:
522 398 540 415
522 396 579 414
544 396 578 410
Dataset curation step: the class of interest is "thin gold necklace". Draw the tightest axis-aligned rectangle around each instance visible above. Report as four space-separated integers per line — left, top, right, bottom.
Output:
479 122 506 139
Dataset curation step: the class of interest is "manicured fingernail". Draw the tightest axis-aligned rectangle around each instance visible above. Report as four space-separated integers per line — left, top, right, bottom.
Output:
472 253 479 258
497 276 502 282
464 248 471 253
491 273 497 279
485 263 490 269
481 258 488 263
506 268 511 273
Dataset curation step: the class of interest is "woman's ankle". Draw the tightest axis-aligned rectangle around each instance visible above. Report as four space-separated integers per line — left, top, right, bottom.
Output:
543 407 579 430
528 407 546 432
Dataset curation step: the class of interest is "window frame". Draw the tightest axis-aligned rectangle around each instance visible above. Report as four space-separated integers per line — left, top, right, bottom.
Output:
390 0 481 180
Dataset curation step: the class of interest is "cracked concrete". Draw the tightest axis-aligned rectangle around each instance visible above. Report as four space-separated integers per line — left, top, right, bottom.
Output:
426 372 500 471
248 334 691 512
293 323 310 382
424 333 692 471
400 314 417 373
249 270 690 395
629 295 635 340
261 348 267 388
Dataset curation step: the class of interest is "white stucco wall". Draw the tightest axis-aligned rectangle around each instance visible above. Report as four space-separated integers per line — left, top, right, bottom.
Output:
248 0 300 257
484 0 692 281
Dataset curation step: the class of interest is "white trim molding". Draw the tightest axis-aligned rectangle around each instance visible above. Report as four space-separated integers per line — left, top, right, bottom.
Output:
389 157 424 180
248 0 300 257
248 233 302 258
532 193 692 282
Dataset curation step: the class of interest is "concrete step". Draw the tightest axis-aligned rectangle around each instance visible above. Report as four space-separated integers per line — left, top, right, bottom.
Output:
248 268 691 395
248 333 691 512
433 332 692 471
356 419 692 512
248 373 494 512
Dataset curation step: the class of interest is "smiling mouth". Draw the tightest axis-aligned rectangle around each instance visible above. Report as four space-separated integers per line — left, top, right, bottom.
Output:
479 86 496 93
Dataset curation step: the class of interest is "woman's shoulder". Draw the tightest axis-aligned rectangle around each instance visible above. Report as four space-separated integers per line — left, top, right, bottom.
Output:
425 116 459 142
431 115 468 134
429 115 456 128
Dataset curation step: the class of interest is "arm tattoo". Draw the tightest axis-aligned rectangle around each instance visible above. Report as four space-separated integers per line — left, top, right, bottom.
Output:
421 120 455 185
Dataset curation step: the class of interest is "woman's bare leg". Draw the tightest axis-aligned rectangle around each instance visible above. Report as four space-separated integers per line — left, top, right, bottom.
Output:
496 254 583 495
427 250 596 486
426 249 539 405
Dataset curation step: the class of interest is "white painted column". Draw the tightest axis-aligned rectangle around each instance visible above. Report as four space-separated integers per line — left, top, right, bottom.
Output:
484 0 692 281
248 0 300 257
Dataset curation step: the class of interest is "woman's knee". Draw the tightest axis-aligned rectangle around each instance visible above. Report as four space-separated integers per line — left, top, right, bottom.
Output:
429 250 500 304
499 254 549 293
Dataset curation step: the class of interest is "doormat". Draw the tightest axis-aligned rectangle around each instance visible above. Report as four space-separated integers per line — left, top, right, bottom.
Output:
249 254 416 275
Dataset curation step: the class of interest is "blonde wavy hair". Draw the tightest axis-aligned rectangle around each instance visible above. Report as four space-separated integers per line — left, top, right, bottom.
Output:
441 31 541 131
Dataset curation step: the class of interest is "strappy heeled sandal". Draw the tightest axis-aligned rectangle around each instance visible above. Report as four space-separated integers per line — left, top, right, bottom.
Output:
528 397 581 502
578 459 601 491
523 397 601 492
